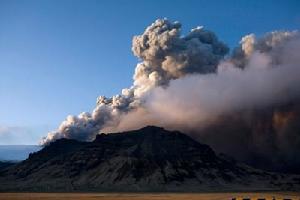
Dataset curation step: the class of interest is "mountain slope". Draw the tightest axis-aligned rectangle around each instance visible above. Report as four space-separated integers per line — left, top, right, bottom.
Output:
0 126 299 192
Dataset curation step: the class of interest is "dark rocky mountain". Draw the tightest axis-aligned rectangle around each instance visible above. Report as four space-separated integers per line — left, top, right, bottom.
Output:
0 126 299 192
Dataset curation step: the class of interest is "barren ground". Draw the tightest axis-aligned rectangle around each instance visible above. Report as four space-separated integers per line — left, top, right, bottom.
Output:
0 192 299 200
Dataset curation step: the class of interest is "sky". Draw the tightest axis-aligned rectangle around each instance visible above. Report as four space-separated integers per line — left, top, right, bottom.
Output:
0 0 299 145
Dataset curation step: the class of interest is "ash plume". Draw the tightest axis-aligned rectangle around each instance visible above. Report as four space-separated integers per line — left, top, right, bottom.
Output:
41 19 228 144
41 19 300 174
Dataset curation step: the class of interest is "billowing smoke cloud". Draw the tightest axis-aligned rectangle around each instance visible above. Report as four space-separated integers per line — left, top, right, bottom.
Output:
41 19 228 144
41 19 300 174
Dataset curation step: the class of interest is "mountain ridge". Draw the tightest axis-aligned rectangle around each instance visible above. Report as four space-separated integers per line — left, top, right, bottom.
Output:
0 126 299 192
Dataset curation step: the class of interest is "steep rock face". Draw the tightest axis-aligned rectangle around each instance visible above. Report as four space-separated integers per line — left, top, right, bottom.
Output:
0 126 299 192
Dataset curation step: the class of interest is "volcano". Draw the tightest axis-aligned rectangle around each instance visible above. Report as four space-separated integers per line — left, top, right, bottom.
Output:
0 126 299 192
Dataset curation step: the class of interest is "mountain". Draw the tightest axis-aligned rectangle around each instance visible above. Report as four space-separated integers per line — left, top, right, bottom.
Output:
0 126 299 192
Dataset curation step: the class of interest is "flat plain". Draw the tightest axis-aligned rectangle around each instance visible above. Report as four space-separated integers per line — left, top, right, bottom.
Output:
0 192 299 200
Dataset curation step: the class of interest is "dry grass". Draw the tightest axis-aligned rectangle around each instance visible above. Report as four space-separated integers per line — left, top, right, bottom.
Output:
0 192 299 200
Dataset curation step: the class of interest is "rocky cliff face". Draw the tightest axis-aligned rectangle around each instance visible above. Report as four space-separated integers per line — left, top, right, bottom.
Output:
0 126 299 192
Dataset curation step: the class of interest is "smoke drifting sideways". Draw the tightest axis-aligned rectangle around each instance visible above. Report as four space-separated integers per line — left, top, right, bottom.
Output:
41 19 228 144
41 19 300 174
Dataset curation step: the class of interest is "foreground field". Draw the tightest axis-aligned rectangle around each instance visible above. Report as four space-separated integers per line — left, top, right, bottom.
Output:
0 192 299 200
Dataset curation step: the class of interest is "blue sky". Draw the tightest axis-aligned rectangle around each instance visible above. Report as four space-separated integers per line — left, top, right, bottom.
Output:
0 0 299 144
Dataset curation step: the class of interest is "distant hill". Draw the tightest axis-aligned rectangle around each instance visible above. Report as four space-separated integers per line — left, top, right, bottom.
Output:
0 161 17 170
0 126 299 192
0 145 41 161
